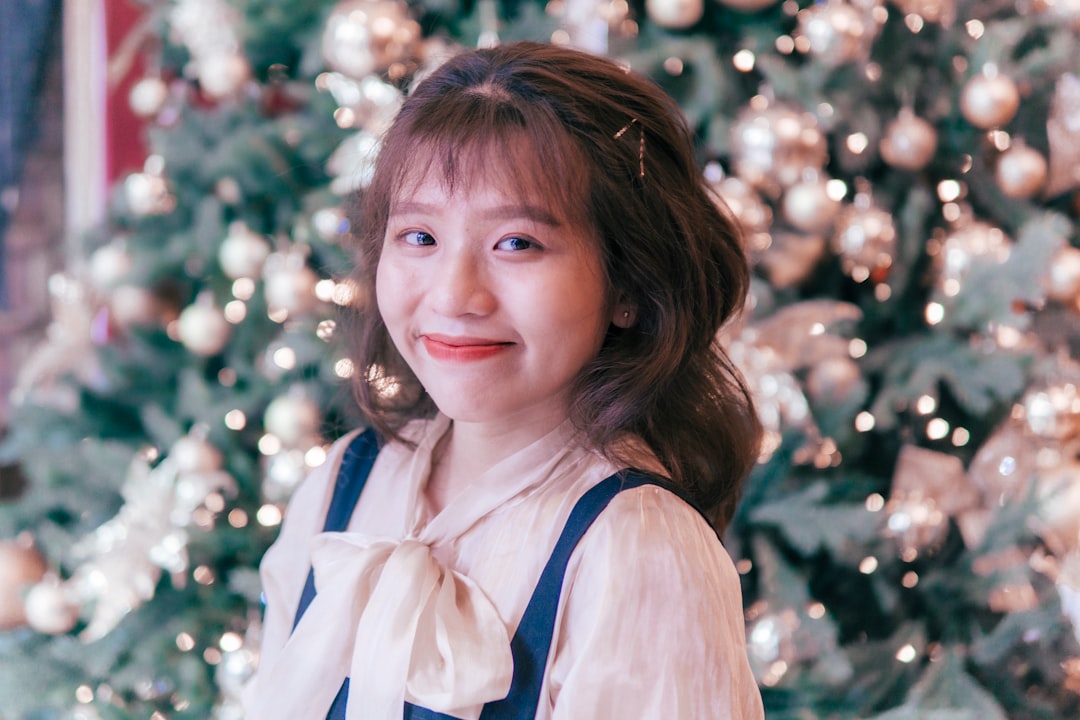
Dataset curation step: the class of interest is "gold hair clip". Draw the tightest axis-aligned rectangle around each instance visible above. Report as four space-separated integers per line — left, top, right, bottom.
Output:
613 118 645 179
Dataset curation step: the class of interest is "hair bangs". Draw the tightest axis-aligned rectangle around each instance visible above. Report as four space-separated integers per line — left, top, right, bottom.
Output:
381 90 592 232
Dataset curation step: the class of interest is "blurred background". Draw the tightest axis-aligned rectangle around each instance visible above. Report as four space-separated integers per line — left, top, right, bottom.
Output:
2 0 1080 717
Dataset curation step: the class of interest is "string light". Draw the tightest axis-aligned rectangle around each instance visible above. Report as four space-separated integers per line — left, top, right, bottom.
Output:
176 631 197 652
733 49 756 72
228 509 249 528
256 504 283 527
224 409 247 430
258 434 282 455
896 644 918 663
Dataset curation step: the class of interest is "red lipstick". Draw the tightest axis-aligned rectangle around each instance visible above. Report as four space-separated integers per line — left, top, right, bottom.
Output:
421 335 513 361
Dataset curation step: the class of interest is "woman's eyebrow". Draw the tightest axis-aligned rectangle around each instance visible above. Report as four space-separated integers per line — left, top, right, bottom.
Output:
389 201 562 227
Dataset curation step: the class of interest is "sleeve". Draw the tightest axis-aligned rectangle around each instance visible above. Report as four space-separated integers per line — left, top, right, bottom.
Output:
546 485 764 720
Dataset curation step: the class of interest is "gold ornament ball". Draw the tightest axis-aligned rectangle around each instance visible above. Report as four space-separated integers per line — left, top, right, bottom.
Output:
322 0 421 80
936 221 1010 289
879 109 937 171
832 204 897 281
715 0 778 10
797 2 873 68
960 72 1020 129
1034 461 1080 554
264 394 322 446
1023 381 1080 440
646 0 704 28
128 76 169 118
176 303 233 357
892 0 956 26
757 231 827 288
1045 246 1080 303
218 223 271 280
995 143 1048 199
709 175 773 261
782 178 841 233
0 540 47 630
24 580 79 635
730 104 828 190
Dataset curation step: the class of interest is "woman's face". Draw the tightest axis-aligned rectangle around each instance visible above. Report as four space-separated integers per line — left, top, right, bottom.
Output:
375 164 618 435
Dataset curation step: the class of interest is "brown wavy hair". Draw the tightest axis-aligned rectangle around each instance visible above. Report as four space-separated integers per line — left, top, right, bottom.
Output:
345 41 761 531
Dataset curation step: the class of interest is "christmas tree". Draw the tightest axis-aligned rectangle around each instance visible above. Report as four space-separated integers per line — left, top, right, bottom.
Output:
3 0 1080 717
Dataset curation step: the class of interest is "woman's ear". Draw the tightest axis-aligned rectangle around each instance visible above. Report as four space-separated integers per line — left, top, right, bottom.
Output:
611 299 637 328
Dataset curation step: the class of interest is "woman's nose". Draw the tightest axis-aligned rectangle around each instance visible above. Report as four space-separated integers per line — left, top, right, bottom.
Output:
429 249 497 317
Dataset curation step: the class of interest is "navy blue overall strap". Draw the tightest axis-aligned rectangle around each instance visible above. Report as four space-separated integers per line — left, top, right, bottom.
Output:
404 470 673 720
291 427 382 632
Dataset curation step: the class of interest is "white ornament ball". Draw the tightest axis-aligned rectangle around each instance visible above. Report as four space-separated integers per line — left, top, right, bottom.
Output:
995 143 1048 199
198 53 252 99
322 0 422 80
177 302 232 357
1045 246 1080 303
263 449 310 503
109 285 163 329
960 72 1021 129
265 263 321 317
89 243 134 290
715 0 778 10
0 540 47 630
24 580 79 635
782 178 841 233
313 207 349 242
124 172 176 216
879 110 938 171
646 0 704 28
128 76 169 118
264 394 322 446
171 435 225 475
218 223 271 279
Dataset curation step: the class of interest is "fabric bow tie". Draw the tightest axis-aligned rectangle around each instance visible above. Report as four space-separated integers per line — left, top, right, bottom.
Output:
248 532 513 720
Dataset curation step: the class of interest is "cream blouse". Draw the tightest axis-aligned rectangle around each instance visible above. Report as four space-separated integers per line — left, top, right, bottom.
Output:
244 414 763 719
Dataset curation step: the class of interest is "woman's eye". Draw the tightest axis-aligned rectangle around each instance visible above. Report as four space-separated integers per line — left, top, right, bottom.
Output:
496 236 537 252
402 231 436 246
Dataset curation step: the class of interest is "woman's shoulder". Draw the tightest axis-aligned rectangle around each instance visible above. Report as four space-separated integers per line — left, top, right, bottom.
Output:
597 479 721 542
571 476 740 586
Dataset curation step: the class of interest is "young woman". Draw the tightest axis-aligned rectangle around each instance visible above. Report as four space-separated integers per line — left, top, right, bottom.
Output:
245 40 764 719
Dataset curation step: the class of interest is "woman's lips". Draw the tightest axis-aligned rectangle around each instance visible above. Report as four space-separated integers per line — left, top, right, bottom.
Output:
420 335 514 361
